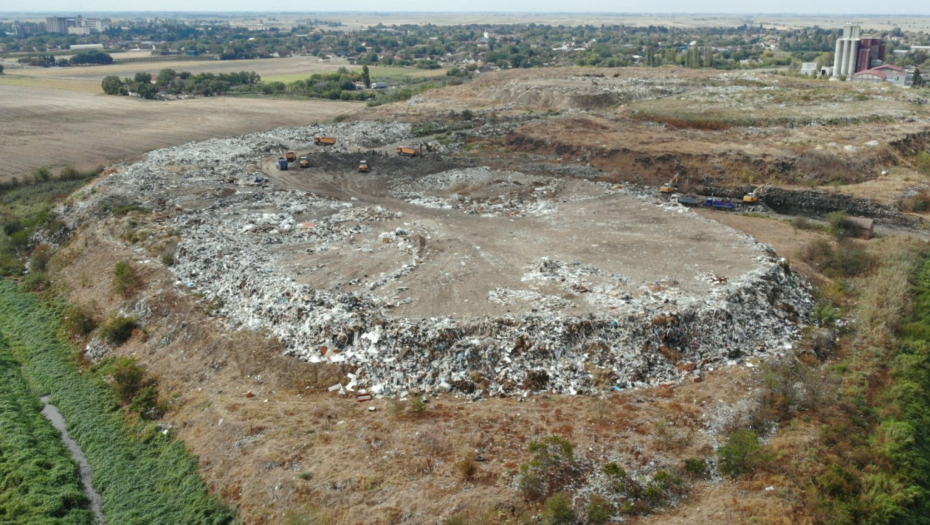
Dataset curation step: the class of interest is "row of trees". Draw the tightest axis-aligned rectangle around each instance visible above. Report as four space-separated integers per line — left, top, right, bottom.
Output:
102 69 261 99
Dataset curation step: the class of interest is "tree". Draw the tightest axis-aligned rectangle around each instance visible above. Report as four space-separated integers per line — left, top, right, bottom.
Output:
101 75 124 95
0 64 5 74
362 64 371 88
914 68 924 88
156 68 177 87
70 50 113 65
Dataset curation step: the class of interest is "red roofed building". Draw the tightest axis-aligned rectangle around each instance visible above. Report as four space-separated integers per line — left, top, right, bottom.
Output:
851 64 913 87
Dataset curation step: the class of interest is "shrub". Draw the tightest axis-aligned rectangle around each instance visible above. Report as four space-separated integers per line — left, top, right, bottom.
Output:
917 151 930 176
442 517 467 525
799 239 872 279
717 429 768 477
604 462 627 479
457 452 478 481
129 385 163 419
827 211 858 239
63 305 97 337
22 270 50 291
586 494 612 525
112 260 139 296
684 457 707 478
110 357 152 404
98 315 138 346
518 468 545 500
411 396 427 414
542 493 575 525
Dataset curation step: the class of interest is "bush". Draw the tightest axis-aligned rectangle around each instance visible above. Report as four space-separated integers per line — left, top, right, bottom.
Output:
129 385 163 419
917 151 930 176
110 357 151 404
827 211 859 239
684 457 707 478
112 260 139 296
799 239 872 279
586 494 612 525
457 452 478 481
62 305 97 338
717 429 767 477
98 315 138 346
542 493 576 525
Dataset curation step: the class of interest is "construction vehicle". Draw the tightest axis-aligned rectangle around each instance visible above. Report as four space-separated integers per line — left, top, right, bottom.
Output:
676 194 702 207
397 146 419 157
703 198 735 211
660 174 680 194
299 156 310 168
315 137 337 146
285 151 297 163
358 160 370 173
276 158 288 170
420 142 437 154
743 187 761 203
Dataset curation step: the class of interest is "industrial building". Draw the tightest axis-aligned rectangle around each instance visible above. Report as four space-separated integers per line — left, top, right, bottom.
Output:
851 64 913 87
832 23 886 79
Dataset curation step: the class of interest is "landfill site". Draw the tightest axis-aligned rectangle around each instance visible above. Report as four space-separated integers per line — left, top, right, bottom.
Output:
45 67 930 524
61 118 812 398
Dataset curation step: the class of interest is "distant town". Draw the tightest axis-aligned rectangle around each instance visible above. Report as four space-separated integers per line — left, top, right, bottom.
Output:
0 14 927 85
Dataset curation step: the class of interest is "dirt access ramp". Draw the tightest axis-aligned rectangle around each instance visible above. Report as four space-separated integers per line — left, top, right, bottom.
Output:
0 84 358 182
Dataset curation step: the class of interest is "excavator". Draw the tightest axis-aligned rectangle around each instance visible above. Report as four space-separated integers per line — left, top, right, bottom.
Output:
743 186 762 203
358 160 370 173
660 174 680 194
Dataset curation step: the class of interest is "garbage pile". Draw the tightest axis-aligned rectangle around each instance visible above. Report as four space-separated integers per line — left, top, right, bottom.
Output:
55 120 814 398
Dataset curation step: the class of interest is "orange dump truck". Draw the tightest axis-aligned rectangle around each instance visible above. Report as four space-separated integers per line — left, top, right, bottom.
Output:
285 151 297 163
315 137 337 146
397 146 418 157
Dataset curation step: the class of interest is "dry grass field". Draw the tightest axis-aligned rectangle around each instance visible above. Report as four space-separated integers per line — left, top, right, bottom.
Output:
0 84 358 182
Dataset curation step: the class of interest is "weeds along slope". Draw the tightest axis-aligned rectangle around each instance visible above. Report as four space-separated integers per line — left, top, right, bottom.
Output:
0 332 94 525
0 281 234 525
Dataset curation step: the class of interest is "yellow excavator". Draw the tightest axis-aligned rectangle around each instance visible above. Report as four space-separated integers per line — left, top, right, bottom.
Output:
743 186 761 203
660 174 680 194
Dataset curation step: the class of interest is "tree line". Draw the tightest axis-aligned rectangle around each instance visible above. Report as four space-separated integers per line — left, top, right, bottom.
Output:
102 69 261 99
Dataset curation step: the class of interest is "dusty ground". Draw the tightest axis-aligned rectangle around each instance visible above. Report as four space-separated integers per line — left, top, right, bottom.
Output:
0 84 358 181
256 152 760 319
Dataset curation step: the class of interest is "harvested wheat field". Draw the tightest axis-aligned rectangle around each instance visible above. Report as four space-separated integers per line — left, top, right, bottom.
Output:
0 84 358 182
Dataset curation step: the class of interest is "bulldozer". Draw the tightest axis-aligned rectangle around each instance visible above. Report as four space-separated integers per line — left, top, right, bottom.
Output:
660 174 680 194
358 160 370 173
299 156 310 168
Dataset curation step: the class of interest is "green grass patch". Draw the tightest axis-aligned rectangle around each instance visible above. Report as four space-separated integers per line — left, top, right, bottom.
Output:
0 281 234 525
0 335 94 525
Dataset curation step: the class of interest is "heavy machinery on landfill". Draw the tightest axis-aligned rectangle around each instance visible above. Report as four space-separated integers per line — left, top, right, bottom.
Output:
276 158 288 170
285 151 297 163
397 146 419 157
358 160 370 173
299 156 310 168
743 187 761 203
660 174 680 194
315 137 337 146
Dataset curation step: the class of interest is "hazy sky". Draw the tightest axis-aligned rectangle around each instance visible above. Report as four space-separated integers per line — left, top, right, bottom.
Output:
2 0 930 15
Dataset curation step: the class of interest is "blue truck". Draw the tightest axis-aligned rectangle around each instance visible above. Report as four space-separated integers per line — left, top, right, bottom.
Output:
276 157 288 171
